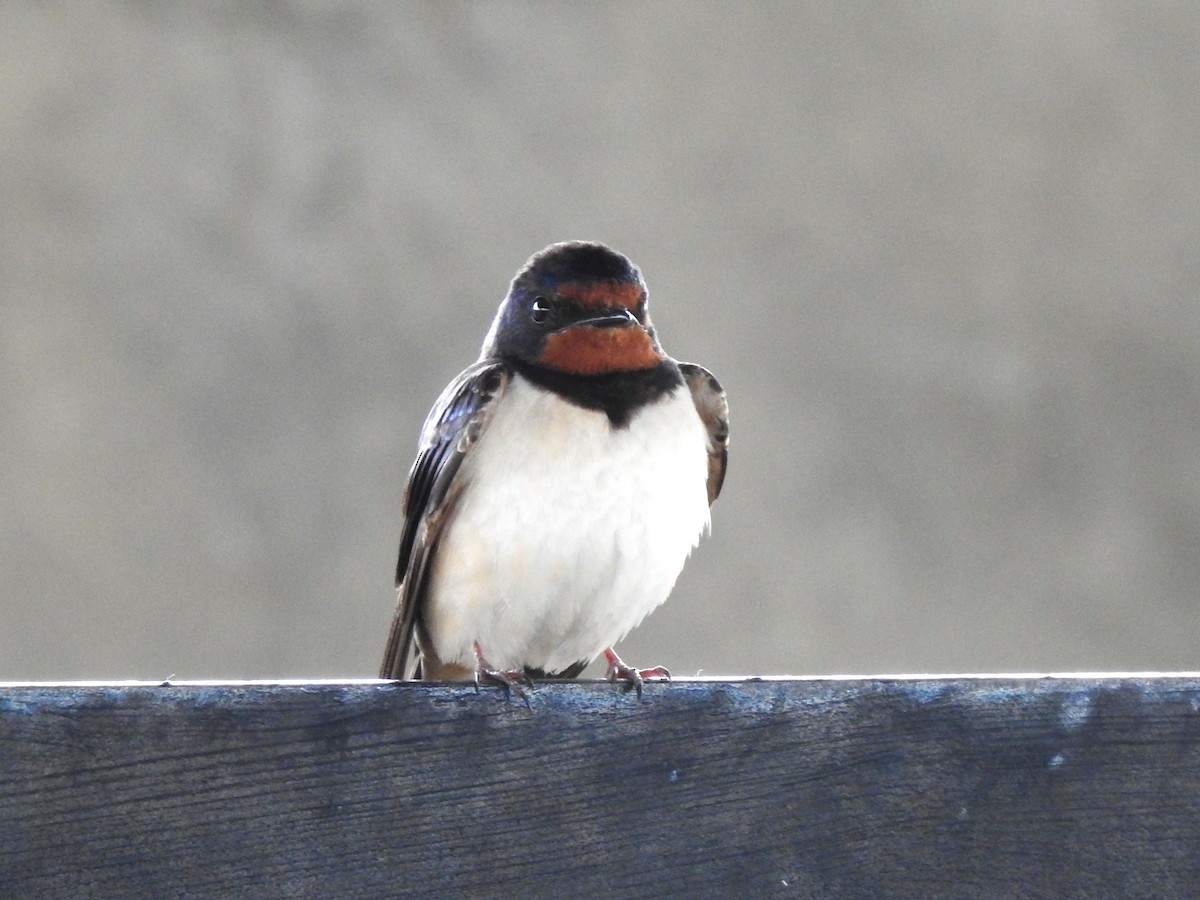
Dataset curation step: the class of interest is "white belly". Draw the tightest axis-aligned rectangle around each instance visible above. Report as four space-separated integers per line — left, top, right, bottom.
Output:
424 373 711 674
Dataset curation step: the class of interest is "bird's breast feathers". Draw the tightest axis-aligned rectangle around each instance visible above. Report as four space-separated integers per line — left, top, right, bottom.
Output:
424 373 711 674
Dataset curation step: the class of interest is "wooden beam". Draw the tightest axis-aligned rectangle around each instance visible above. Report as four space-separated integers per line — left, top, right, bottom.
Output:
3 677 1200 896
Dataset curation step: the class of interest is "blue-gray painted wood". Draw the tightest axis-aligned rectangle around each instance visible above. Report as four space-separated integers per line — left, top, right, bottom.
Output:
3 678 1200 897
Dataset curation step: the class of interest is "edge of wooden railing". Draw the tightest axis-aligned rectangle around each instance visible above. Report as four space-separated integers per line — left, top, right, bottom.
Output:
4 674 1200 897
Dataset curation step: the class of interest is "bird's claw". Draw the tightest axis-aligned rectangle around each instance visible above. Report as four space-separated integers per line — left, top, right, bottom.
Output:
473 641 534 709
603 648 671 700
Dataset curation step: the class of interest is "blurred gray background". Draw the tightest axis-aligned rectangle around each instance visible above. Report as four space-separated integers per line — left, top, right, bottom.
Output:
4 2 1199 681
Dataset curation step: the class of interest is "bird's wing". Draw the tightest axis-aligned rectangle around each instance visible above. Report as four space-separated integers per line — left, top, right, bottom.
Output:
678 362 729 506
380 359 513 679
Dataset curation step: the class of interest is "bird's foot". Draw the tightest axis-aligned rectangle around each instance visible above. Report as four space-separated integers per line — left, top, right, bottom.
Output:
603 647 671 700
473 641 534 709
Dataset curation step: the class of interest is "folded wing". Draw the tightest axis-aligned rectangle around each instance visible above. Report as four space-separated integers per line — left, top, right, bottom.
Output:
380 360 512 679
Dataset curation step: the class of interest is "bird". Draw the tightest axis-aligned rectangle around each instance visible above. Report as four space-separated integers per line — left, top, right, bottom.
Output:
380 241 728 703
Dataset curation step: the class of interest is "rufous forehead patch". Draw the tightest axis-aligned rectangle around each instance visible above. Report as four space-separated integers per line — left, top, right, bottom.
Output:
556 280 645 310
539 325 662 375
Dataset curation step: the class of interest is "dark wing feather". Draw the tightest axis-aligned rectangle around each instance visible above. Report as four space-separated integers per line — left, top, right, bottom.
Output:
678 362 729 506
380 360 512 679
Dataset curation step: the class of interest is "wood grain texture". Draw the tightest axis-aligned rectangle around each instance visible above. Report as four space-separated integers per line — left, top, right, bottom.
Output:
3 677 1200 897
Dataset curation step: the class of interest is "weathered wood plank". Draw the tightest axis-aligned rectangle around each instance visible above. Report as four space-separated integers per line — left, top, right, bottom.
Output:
2 677 1200 897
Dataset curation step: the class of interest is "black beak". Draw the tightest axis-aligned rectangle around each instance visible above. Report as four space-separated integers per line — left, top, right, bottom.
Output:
573 308 638 329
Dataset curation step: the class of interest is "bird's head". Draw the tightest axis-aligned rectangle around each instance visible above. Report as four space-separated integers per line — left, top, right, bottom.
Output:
483 241 665 375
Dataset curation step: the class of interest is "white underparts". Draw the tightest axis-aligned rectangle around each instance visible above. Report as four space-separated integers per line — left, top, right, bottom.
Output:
424 373 711 674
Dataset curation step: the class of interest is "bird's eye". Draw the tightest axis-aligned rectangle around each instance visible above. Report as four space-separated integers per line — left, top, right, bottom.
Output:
530 296 552 325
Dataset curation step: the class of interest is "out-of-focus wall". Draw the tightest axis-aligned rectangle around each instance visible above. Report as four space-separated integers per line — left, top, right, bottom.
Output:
4 3 1200 679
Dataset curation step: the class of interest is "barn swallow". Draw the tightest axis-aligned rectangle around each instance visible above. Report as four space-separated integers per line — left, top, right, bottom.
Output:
380 241 728 703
